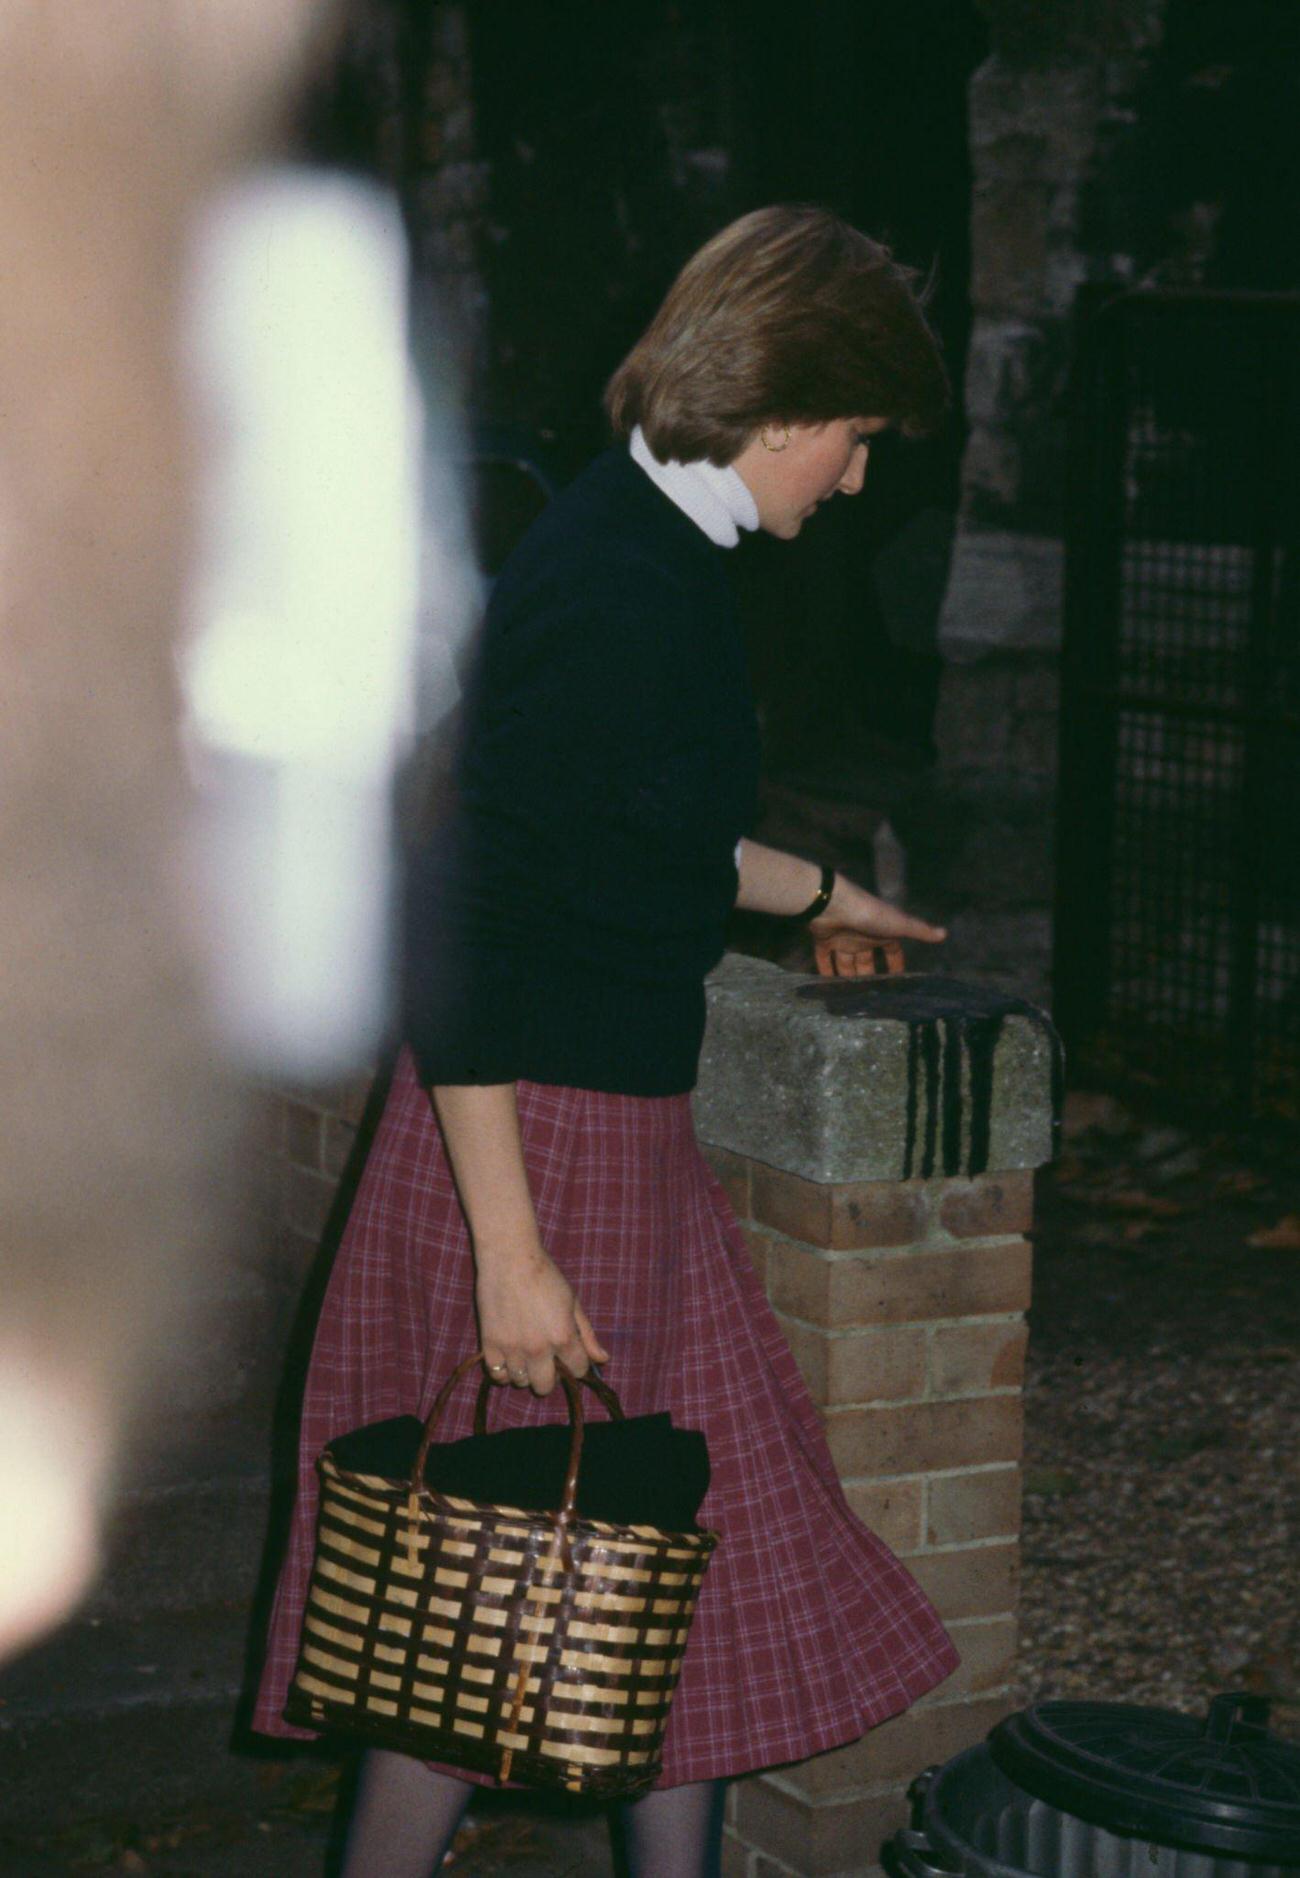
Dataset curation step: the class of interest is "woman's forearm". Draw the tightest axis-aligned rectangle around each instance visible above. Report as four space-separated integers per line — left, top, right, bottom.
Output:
735 836 947 960
429 1083 540 1272
734 838 828 916
430 1082 610 1388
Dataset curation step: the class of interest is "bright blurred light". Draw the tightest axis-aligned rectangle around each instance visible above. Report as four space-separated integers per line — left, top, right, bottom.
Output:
183 170 424 1076
0 1349 103 1663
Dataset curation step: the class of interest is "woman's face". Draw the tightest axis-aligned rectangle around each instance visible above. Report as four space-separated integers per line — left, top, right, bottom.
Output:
734 416 891 540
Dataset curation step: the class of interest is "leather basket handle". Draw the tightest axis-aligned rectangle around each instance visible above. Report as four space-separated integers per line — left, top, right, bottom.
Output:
404 1352 625 1566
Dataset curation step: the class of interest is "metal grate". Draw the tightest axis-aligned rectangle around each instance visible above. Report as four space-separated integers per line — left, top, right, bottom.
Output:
1054 289 1300 1114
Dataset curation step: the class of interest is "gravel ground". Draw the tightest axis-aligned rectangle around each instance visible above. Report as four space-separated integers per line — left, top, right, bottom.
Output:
1016 1093 1300 1741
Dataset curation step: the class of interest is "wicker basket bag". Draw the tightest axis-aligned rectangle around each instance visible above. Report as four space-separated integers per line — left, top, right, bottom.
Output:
283 1353 719 1797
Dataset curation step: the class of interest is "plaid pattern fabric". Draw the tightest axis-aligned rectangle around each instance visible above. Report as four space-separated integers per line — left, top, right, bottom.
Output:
253 1051 958 1788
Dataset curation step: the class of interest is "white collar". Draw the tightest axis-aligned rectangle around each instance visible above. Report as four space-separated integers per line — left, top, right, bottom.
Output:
629 425 759 548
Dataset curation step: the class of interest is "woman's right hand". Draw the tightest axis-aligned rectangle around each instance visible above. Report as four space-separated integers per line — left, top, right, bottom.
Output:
428 1082 608 1395
474 1239 610 1395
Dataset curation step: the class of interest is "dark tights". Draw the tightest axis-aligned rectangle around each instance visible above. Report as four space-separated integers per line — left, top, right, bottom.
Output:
339 1750 726 1877
614 1773 728 1877
339 1753 473 1877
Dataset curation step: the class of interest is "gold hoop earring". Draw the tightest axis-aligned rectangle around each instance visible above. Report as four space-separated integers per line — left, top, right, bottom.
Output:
760 424 790 453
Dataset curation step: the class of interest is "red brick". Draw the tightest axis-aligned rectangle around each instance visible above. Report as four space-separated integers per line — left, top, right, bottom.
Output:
765 1239 834 1321
323 1114 358 1180
243 1147 283 1220
281 1075 344 1111
830 1182 930 1250
751 1167 931 1250
283 1098 323 1171
774 1314 828 1400
719 1831 749 1878
290 1072 375 1128
930 1616 1017 1697
830 1327 927 1403
743 1225 778 1291
768 1239 1032 1330
937 1171 1034 1239
335 1072 377 1126
776 1320 927 1407
781 1691 1016 1797
275 1223 325 1279
261 1093 289 1155
865 1691 1017 1782
927 1468 1022 1546
905 1542 1019 1622
702 1144 753 1217
286 1164 335 1241
751 1165 834 1244
827 1395 1022 1478
734 1776 909 1874
843 1478 924 1554
929 1321 1028 1396
770 1719 903 1797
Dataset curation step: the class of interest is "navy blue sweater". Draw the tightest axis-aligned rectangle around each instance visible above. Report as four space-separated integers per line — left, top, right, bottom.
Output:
403 446 760 1095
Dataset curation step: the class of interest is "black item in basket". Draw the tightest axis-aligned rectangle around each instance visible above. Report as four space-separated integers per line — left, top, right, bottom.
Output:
328 1405 711 1532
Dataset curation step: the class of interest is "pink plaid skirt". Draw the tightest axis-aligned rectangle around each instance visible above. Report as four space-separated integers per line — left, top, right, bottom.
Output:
252 1051 957 1787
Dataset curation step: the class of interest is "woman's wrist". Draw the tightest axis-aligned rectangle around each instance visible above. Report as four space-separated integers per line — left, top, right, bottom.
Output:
472 1229 547 1275
735 840 839 918
789 863 836 923
809 869 860 929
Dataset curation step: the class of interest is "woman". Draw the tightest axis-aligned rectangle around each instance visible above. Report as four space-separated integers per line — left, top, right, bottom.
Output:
253 205 960 1877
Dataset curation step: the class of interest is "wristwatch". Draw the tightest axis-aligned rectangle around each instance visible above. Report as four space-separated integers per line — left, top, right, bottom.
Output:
792 863 835 923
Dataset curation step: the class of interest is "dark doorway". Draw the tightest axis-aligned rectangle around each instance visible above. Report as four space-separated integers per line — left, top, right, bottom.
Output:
728 0 987 783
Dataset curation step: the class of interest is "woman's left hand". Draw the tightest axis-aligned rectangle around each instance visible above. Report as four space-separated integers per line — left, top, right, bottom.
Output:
808 875 946 978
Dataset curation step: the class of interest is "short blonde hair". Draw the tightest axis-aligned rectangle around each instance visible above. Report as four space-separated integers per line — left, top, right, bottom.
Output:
604 205 948 466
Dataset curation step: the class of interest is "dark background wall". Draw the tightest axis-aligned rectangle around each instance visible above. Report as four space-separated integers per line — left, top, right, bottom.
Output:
292 0 1300 990
725 0 986 775
296 0 987 780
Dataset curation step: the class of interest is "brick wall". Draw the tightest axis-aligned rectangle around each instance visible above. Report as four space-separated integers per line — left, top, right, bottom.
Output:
270 1075 376 1267
702 1149 1030 1878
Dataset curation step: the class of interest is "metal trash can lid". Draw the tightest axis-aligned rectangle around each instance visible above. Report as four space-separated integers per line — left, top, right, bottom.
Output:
990 1694 1300 1864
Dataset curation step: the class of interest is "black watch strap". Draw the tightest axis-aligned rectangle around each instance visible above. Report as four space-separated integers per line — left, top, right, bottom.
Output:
793 863 836 924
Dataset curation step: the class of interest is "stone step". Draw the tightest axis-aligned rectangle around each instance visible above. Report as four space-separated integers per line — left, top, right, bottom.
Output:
0 1603 273 1830
88 1471 279 1621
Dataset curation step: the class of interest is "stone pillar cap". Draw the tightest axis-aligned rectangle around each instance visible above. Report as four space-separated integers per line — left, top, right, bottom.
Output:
693 953 1060 1186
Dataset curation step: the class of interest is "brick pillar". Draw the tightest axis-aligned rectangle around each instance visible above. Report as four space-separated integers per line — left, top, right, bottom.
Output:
692 954 1057 1878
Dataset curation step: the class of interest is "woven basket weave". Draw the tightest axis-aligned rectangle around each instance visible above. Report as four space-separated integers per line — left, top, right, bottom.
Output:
284 1353 718 1797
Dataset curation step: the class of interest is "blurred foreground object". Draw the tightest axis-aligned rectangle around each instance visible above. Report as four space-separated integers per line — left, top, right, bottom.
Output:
184 170 424 1077
0 1 318 1661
